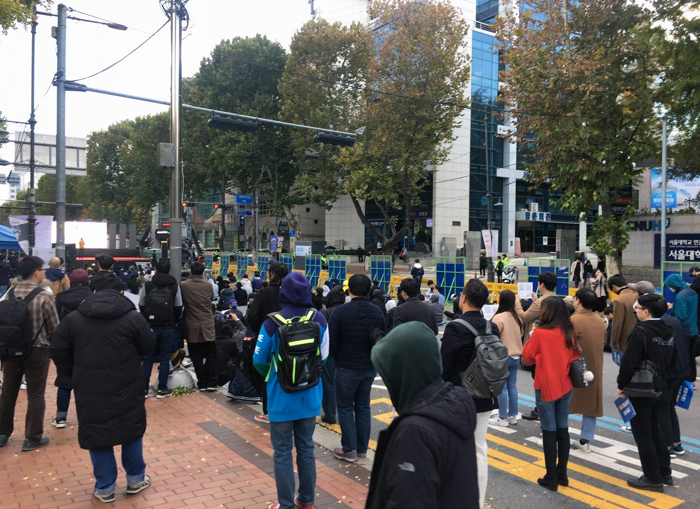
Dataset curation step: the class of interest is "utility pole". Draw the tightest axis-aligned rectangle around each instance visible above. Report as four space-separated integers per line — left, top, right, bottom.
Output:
661 116 668 264
168 1 183 281
254 187 260 264
485 105 494 283
28 18 37 256
55 4 67 260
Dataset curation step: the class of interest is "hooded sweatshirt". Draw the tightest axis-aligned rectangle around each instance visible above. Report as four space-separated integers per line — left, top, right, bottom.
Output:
366 322 478 508
253 272 329 422
665 274 699 337
617 319 675 393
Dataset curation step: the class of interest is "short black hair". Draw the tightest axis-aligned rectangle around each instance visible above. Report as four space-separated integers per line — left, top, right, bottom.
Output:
575 288 597 310
93 274 124 293
637 293 668 318
608 274 627 289
604 305 614 315
97 254 114 270
690 266 700 275
399 278 419 297
349 273 372 297
254 271 260 277
156 258 171 274
268 261 289 284
18 256 44 279
190 261 205 275
463 278 489 309
538 272 557 291
414 258 420 263
427 280 434 286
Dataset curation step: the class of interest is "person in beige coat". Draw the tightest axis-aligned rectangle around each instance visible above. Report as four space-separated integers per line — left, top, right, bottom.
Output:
569 288 607 453
46 257 70 297
490 290 523 427
608 274 638 353
181 261 217 391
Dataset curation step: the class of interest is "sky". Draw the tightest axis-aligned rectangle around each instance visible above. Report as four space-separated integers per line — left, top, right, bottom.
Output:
0 0 313 162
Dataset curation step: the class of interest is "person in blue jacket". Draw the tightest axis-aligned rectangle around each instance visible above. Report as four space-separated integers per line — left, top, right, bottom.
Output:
664 273 699 380
253 272 329 509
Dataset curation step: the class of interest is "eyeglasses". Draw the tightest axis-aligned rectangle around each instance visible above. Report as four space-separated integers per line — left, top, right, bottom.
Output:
633 305 646 313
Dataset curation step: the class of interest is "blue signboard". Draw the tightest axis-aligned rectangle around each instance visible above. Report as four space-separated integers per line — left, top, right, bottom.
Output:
236 194 253 204
236 209 253 216
289 230 296 237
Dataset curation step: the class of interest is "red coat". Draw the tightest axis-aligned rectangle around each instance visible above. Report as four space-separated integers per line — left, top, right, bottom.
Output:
522 327 579 402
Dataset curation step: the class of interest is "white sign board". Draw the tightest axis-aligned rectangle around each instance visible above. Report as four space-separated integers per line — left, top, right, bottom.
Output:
518 282 534 300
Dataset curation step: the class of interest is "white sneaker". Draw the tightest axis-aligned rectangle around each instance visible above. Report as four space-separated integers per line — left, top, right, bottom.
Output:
20 381 27 390
621 425 632 434
507 415 518 425
489 416 509 427
573 440 591 453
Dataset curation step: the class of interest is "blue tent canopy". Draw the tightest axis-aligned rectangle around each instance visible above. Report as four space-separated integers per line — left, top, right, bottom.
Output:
0 225 21 250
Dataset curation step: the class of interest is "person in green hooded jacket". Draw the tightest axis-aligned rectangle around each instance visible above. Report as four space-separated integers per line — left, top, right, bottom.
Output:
364 322 479 509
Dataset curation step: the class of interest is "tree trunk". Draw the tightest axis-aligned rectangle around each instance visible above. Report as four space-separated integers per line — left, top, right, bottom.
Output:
601 200 622 276
349 195 409 253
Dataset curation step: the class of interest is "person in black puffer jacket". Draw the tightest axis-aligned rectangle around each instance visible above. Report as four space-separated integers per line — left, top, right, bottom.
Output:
51 268 93 428
50 276 155 501
366 321 478 509
214 318 246 386
319 283 347 424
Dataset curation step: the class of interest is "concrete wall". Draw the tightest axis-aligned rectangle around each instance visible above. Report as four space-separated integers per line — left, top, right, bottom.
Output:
622 214 699 267
325 195 366 250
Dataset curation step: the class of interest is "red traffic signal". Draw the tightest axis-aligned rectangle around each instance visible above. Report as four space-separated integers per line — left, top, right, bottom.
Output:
214 203 226 210
182 201 195 208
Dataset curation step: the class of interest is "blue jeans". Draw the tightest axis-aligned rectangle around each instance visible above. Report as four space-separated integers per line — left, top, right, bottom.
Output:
536 390 573 432
581 415 597 442
0 285 8 299
270 418 316 509
56 387 72 419
142 327 174 392
321 356 337 422
89 438 146 494
497 357 520 418
335 367 376 454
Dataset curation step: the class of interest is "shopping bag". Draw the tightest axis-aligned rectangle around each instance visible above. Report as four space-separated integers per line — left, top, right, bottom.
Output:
612 350 623 366
615 396 636 423
676 381 694 410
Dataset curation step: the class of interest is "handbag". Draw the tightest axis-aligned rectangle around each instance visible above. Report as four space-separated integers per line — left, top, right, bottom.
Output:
569 339 593 389
624 360 661 398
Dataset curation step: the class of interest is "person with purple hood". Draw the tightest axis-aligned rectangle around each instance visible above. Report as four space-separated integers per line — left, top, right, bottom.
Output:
253 272 329 509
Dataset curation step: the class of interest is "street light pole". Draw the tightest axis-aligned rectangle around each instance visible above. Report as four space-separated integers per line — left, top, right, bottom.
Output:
55 4 67 260
661 116 668 264
28 18 37 256
485 105 494 282
168 1 183 281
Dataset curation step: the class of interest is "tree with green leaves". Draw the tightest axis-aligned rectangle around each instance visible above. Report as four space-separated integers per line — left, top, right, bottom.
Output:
0 0 50 33
495 0 660 275
182 35 297 250
654 0 700 178
279 0 470 252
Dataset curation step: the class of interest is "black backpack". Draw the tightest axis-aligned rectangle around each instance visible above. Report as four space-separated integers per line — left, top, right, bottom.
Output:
267 309 322 393
144 283 175 326
0 287 46 361
454 319 509 399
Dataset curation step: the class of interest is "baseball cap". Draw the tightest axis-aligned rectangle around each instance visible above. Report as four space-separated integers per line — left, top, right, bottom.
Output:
228 298 238 308
629 281 655 295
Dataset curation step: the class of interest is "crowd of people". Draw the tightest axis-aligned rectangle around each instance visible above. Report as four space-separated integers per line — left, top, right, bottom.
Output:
0 249 698 507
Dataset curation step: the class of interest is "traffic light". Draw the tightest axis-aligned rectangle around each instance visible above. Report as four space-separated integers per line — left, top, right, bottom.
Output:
207 115 258 133
182 201 195 208
214 203 226 210
313 132 355 147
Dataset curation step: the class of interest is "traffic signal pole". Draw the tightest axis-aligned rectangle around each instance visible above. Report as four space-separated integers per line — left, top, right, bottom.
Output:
168 1 183 281
55 4 67 261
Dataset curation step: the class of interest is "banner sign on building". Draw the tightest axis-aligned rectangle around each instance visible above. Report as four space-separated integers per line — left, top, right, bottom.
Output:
664 234 700 262
9 215 53 254
481 229 499 258
651 168 700 211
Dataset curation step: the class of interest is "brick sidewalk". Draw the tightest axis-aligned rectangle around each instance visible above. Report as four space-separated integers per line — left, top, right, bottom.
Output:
0 369 369 509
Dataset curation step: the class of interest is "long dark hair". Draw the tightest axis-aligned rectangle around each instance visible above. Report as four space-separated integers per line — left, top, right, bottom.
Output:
494 290 522 329
538 297 575 350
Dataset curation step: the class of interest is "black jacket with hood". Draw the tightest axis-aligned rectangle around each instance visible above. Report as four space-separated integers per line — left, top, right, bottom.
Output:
50 290 155 450
366 322 478 509
617 319 675 393
55 284 93 321
140 272 182 327
320 284 345 322
246 283 281 335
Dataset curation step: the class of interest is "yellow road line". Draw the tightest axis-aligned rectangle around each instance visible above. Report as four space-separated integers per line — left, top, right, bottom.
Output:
488 433 684 509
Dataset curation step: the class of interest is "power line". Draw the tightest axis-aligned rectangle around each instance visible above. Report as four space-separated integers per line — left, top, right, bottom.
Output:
70 20 170 82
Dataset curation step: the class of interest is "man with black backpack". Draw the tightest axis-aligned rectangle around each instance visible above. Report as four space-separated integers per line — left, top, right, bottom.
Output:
0 256 60 451
253 272 329 509
139 258 183 399
328 274 386 462
441 278 504 508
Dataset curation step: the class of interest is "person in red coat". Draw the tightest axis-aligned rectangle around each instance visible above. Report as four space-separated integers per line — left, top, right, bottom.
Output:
522 297 580 492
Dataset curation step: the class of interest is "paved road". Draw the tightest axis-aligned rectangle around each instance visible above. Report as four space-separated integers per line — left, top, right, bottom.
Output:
320 324 700 509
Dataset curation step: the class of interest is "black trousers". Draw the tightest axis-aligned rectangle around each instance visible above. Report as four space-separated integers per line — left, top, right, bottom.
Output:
188 342 217 389
659 379 683 447
0 348 51 441
688 336 698 382
629 396 672 483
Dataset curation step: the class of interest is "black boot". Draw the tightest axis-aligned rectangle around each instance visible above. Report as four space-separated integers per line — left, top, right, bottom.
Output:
538 430 558 491
556 427 570 487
